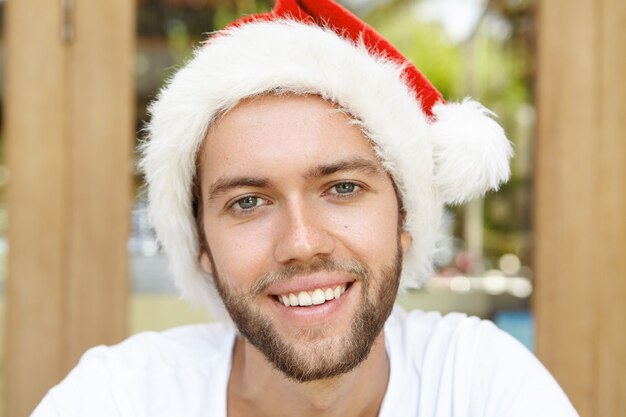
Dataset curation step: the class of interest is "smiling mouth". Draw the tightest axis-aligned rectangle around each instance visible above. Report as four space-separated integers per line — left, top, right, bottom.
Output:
274 283 352 307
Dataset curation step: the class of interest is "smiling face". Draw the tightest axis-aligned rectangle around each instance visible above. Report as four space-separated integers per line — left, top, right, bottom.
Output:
197 94 411 381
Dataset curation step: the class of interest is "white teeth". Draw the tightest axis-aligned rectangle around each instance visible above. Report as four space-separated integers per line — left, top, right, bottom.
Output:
279 284 350 307
298 291 312 306
324 288 334 300
334 286 342 299
311 289 326 305
289 293 299 306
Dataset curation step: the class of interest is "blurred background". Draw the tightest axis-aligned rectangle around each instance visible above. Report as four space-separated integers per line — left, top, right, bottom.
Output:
1 0 625 416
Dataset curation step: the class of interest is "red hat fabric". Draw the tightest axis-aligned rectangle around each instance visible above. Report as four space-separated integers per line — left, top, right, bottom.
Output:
227 0 444 116
142 0 513 313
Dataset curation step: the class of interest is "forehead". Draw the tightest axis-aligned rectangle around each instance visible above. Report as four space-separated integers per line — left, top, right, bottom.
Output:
199 94 383 179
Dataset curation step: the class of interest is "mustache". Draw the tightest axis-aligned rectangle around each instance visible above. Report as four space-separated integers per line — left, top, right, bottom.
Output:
251 257 370 296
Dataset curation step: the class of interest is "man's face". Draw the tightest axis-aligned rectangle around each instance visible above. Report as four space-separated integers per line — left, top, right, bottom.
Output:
198 95 411 381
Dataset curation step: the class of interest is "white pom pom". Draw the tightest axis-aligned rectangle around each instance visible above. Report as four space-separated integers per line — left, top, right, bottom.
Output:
430 99 513 205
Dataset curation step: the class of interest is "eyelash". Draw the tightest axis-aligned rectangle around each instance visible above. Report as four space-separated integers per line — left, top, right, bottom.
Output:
228 195 270 214
325 181 363 198
226 181 364 214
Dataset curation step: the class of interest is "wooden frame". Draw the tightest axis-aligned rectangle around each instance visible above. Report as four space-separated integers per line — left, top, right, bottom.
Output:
4 1 134 415
535 0 626 415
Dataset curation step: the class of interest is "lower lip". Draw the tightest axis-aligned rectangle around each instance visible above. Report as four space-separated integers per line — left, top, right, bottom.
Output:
269 283 356 327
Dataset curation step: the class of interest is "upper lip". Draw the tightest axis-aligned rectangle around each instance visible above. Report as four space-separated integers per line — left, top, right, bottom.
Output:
266 272 356 296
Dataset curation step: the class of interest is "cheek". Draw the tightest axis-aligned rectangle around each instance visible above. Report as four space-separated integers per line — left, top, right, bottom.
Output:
203 219 277 289
326 199 400 261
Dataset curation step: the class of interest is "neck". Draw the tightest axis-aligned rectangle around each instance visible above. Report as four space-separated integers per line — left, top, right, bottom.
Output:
227 332 389 417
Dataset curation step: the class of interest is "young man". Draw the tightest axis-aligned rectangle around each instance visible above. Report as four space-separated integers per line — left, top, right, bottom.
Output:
34 0 579 416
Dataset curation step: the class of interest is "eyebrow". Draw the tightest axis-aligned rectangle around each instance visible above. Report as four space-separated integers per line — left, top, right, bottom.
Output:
206 157 384 202
303 157 384 180
207 177 270 202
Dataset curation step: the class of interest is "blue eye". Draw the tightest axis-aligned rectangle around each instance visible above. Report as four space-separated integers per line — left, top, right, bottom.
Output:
333 182 357 194
236 196 259 210
227 194 271 215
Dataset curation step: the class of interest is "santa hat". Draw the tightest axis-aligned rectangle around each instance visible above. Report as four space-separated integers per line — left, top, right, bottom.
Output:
141 0 513 312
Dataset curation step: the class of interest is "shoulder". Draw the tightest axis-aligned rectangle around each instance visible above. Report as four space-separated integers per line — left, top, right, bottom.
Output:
32 322 236 417
100 321 236 373
385 306 493 364
384 306 579 417
386 306 536 365
65 321 236 380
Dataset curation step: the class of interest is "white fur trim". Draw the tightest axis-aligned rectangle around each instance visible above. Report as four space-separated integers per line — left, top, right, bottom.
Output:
431 99 513 205
141 19 510 314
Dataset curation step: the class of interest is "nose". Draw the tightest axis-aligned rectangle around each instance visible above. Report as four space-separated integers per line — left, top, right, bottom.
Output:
273 199 335 264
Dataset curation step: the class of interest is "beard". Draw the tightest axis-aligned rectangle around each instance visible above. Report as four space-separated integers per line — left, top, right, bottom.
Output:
209 245 403 383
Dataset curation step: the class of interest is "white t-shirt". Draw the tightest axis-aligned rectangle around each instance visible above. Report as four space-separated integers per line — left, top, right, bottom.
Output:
32 307 579 416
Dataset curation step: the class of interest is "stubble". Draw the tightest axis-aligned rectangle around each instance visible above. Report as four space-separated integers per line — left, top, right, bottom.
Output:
210 251 402 382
